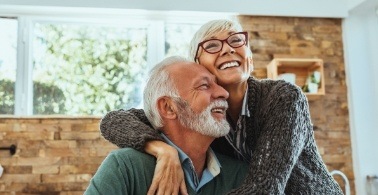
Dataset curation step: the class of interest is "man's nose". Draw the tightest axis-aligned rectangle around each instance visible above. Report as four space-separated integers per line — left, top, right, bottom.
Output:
213 84 229 100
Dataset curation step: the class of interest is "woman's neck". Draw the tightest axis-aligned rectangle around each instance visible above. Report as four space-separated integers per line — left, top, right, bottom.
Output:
223 82 248 124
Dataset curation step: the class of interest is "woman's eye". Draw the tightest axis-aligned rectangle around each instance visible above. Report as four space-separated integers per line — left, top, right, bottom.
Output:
230 37 242 43
204 43 219 49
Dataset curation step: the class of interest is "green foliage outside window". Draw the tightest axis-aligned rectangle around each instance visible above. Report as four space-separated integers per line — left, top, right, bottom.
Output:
32 23 147 115
0 80 66 114
0 80 15 114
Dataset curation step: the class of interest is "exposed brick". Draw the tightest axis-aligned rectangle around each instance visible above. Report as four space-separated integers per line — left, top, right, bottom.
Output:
32 165 60 174
14 157 62 166
0 174 41 183
60 132 100 140
43 140 77 149
1 166 32 174
41 174 92 183
4 131 54 141
71 123 99 132
60 165 98 174
43 148 90 157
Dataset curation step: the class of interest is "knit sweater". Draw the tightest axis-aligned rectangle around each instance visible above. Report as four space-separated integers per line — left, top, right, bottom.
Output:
84 148 248 195
100 77 343 195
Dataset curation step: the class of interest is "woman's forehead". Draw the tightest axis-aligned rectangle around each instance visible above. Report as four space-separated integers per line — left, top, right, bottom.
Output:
206 30 237 39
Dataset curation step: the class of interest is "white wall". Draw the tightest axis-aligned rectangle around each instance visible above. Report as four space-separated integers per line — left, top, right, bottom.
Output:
0 0 348 18
343 0 378 194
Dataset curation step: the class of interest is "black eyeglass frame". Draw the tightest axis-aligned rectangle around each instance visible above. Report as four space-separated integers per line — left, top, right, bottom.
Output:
194 31 248 61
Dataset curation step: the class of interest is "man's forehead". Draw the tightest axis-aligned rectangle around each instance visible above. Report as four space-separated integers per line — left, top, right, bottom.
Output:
169 62 206 74
169 62 215 83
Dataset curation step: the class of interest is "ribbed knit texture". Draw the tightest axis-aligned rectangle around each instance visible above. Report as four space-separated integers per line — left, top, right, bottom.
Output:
100 77 343 195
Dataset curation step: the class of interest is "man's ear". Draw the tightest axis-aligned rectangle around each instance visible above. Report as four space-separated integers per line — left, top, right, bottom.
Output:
157 97 177 120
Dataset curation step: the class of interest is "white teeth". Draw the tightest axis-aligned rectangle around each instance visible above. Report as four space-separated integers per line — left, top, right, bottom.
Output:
211 108 225 113
219 61 239 70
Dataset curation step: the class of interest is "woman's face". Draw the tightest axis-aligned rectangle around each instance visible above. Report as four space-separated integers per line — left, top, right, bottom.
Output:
197 30 253 87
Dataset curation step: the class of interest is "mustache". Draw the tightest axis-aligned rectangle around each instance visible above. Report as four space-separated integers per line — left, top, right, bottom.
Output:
208 100 228 111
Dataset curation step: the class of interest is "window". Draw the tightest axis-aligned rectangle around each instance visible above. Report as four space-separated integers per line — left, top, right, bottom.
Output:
0 11 231 116
0 17 18 115
165 23 202 58
32 22 148 115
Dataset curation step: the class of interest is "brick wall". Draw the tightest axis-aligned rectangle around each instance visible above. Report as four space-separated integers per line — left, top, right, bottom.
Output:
0 117 116 194
0 15 353 194
239 16 353 194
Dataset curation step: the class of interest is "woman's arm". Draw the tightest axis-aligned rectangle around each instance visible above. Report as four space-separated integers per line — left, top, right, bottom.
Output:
100 108 163 151
100 108 187 195
146 141 188 195
228 82 312 194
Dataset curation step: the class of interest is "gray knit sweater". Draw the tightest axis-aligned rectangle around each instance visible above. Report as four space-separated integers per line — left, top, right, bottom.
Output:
100 77 343 195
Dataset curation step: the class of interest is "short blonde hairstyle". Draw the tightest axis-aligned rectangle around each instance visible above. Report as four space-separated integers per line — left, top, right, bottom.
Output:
189 19 251 62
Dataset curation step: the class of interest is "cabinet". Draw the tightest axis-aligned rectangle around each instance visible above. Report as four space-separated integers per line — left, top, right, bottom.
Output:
267 58 325 100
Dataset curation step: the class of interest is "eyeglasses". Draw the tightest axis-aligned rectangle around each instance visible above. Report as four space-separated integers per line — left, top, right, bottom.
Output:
194 32 248 61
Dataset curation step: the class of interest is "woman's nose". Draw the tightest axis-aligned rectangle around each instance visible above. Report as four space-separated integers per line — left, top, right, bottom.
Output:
220 42 236 56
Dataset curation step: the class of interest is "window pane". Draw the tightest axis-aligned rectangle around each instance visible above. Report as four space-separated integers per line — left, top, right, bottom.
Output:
33 22 147 115
165 23 201 58
0 17 17 115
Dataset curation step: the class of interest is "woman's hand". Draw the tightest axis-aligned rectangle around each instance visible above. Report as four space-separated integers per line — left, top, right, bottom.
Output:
145 140 188 195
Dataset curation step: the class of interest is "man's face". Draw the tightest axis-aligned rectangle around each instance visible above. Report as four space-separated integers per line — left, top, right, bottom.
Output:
169 63 230 137
175 98 230 138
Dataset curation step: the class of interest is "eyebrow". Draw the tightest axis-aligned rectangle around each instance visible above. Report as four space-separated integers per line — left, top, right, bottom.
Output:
209 31 236 39
193 75 217 86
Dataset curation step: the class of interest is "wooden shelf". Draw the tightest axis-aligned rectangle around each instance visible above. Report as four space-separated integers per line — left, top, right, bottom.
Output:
267 58 325 100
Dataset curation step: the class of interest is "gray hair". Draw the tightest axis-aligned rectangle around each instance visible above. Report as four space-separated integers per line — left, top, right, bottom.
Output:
188 19 251 62
143 56 191 129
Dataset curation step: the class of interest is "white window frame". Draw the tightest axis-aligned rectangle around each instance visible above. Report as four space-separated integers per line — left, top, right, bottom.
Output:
1 7 233 116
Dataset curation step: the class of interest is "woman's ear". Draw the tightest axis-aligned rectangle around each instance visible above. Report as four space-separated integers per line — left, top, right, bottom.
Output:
157 97 177 120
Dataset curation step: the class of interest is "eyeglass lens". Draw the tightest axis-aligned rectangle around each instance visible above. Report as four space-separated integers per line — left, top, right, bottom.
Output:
202 33 246 53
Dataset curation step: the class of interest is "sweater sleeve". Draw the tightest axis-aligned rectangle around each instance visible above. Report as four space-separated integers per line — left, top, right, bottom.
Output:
228 81 313 194
100 108 163 151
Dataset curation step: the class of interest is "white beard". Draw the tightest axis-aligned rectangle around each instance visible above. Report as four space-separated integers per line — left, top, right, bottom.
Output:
176 99 230 138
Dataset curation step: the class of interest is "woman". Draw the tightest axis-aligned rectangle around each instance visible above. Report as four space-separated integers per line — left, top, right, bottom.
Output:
100 19 343 194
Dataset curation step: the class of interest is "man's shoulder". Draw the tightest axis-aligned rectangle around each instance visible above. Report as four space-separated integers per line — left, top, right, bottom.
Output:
108 148 156 165
111 147 152 156
211 152 249 189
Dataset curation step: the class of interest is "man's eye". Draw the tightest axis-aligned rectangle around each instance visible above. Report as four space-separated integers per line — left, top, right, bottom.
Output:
198 84 210 90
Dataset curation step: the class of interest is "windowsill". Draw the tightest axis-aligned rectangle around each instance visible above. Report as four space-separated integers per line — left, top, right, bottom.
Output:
0 115 103 119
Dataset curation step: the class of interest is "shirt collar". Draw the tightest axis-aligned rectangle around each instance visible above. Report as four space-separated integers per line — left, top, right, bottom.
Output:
160 133 221 174
241 86 250 117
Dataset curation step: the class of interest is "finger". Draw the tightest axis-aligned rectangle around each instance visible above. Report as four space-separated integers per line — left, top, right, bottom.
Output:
171 177 179 195
172 176 180 195
179 180 188 195
156 181 166 195
147 176 160 195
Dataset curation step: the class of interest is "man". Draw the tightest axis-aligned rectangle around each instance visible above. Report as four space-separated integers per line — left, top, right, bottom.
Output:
84 56 248 195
